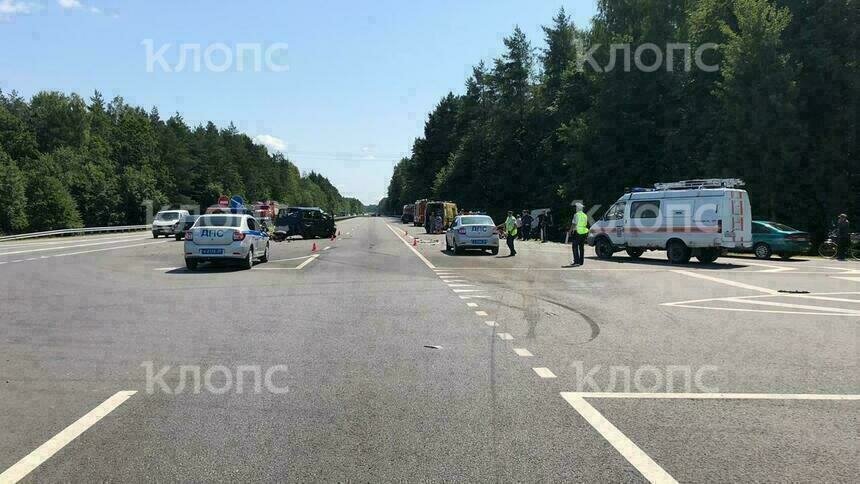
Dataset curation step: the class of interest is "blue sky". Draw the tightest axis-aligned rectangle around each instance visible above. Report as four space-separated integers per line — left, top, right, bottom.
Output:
1 0 598 204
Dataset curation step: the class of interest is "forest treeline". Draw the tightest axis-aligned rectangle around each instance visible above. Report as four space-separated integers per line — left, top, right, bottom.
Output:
382 0 857 239
0 90 365 234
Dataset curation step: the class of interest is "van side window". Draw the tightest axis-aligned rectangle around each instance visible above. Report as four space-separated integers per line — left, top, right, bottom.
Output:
604 202 626 221
630 201 660 219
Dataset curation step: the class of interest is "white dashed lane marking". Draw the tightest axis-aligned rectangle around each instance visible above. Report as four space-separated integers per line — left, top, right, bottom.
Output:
474 311 488 317
497 333 513 340
466 303 478 308
485 321 498 327
533 368 556 378
513 348 533 357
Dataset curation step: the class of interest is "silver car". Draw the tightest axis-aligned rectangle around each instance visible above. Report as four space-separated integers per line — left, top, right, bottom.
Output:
445 215 499 255
183 214 270 270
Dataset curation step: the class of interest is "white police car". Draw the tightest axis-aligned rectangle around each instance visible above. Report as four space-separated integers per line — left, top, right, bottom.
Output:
183 214 269 270
445 215 500 255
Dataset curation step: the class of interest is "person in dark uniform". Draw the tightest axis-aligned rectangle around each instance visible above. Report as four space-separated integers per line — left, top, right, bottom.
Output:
836 213 850 260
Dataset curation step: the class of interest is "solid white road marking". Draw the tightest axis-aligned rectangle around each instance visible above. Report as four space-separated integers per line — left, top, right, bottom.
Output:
447 284 475 287
0 235 148 257
268 255 314 263
561 392 860 401
560 393 678 484
452 289 484 293
33 240 170 260
459 295 491 299
485 321 498 327
0 391 137 483
497 333 513 340
740 261 796 273
294 254 320 270
466 303 478 308
832 276 860 283
152 267 182 271
323 246 331 251
723 297 860 314
386 224 435 269
513 348 533 357
475 311 488 316
533 367 556 378
662 292 860 316
672 270 778 294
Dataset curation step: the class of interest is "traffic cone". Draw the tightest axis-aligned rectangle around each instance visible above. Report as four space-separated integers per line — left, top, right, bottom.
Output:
412 237 418 247
312 242 318 252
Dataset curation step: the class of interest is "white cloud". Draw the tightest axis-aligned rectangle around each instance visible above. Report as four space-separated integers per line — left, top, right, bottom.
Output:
57 0 80 8
253 134 287 153
0 0 37 20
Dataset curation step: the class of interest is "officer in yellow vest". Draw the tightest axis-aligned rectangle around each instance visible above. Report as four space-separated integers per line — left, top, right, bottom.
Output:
498 210 518 256
569 203 589 266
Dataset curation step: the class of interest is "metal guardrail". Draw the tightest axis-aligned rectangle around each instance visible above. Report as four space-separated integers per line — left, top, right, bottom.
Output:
0 225 151 242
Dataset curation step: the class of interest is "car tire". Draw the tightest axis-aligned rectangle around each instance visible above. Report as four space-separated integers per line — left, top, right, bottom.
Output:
152 232 159 239
626 248 645 259
244 249 254 270
454 241 463 255
754 243 772 260
595 237 614 259
491 247 499 255
696 248 720 264
185 259 198 271
260 243 269 263
445 237 452 252
175 234 182 241
667 240 692 264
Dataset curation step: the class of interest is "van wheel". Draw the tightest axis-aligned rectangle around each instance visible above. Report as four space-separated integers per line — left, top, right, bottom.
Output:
667 240 692 264
626 248 645 259
754 243 772 260
696 248 720 264
595 238 614 259
244 249 254 270
185 259 198 271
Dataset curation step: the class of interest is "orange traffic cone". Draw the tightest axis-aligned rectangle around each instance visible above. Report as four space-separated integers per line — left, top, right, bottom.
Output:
312 242 318 252
412 237 418 247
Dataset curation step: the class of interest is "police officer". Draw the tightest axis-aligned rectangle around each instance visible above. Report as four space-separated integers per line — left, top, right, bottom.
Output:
498 211 518 256
569 203 589 266
836 213 850 261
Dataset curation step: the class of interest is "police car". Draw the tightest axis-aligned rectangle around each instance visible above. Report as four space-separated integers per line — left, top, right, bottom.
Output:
183 214 270 270
445 215 500 255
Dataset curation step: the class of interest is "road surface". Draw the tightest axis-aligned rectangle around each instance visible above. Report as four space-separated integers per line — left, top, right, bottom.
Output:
1 217 858 482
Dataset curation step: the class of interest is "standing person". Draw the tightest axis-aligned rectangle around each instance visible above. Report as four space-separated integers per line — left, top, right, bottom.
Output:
569 203 589 266
521 210 532 241
515 214 523 240
836 213 850 261
434 213 443 234
498 211 518 256
537 212 547 243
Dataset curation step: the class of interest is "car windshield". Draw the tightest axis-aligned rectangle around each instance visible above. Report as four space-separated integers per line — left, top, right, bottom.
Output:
194 215 241 228
460 216 493 225
766 222 798 232
155 212 180 221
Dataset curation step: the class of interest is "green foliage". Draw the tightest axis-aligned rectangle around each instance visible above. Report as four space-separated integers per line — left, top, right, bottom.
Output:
384 2 857 239
0 89 364 234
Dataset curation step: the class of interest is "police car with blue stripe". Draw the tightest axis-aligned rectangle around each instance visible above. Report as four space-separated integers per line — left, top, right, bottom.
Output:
184 213 270 270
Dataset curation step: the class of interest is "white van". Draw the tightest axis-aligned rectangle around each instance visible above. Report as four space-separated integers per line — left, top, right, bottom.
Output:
586 179 753 264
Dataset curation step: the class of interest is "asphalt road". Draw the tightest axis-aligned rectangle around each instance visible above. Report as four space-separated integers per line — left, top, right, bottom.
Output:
1 217 857 482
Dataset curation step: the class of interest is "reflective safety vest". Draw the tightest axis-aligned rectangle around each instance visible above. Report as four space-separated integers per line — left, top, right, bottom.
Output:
575 212 589 235
505 216 518 236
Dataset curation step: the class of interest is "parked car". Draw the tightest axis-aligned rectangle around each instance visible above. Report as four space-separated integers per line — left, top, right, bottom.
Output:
152 210 190 238
273 207 336 240
183 214 269 270
173 214 200 241
742 221 811 259
587 178 753 264
445 215 499 255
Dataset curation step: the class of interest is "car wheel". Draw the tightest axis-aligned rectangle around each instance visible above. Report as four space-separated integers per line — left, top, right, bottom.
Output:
260 243 269 263
454 241 463 255
754 243 772 260
152 232 159 239
626 248 645 259
244 249 254 270
667 240 692 264
595 237 614 259
696 248 720 264
185 259 198 271
491 247 499 256
445 237 452 252
175 234 182 241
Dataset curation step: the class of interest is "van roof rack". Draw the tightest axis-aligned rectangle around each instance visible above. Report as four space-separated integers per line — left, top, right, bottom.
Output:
653 178 745 190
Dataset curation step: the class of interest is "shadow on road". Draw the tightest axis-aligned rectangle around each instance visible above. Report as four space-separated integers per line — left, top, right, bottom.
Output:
586 255 748 270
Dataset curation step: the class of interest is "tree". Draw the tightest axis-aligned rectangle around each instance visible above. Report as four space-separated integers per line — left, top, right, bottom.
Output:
0 148 28 233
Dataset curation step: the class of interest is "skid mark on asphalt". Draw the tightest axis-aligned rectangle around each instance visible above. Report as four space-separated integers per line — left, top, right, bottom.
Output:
0 391 137 483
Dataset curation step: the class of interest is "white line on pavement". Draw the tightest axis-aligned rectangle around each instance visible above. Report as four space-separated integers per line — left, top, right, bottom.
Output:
475 311 488 316
466 303 478 307
832 276 860 282
0 235 149 257
533 367 556 378
459 295 492 299
268 255 314 263
323 246 331 251
485 321 498 327
447 284 475 287
560 393 678 484
497 333 513 340
386 224 435 269
453 289 484 293
723 297 860 314
513 348 533 357
0 390 137 484
671 270 779 294
294 254 320 270
36 240 171 260
561 391 860 401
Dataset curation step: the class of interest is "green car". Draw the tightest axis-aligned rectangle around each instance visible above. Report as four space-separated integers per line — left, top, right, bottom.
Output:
746 221 812 259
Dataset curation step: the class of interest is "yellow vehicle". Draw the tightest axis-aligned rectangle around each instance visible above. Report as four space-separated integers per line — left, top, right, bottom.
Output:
424 201 458 233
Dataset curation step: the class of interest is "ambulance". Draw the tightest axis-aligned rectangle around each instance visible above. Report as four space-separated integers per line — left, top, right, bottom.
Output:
586 179 753 264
